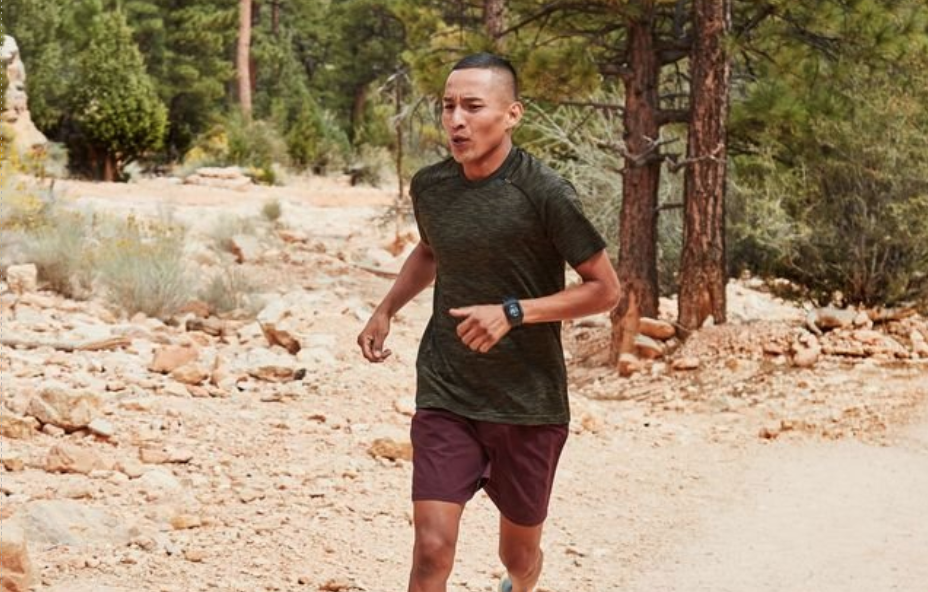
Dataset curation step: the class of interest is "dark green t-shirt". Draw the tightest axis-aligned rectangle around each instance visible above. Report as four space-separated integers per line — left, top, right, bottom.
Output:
410 147 607 425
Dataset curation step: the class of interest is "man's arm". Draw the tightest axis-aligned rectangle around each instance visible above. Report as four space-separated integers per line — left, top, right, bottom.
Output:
357 241 437 363
449 249 620 354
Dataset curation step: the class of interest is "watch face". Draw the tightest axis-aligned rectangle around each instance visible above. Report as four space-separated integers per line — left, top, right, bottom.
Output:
507 304 520 317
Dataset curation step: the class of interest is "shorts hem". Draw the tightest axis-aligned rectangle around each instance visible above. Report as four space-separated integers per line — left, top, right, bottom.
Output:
411 493 470 506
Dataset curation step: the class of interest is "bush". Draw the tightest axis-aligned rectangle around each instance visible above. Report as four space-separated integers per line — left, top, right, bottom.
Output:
96 216 193 319
346 144 392 187
198 266 262 316
183 115 287 184
261 199 282 223
731 70 928 308
208 214 257 256
286 106 351 174
20 207 95 299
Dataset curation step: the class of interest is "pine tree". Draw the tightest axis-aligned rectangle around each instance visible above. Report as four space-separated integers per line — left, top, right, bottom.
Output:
70 11 167 180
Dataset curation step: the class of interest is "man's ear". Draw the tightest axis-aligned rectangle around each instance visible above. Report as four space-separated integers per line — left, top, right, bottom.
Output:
507 101 524 131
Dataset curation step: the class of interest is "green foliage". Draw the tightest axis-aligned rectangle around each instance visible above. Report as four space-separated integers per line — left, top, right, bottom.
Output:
730 57 928 307
96 214 193 319
70 11 168 178
284 104 351 174
183 114 287 183
124 0 236 156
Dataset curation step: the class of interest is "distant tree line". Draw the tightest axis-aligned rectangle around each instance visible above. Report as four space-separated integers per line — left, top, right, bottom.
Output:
6 0 928 361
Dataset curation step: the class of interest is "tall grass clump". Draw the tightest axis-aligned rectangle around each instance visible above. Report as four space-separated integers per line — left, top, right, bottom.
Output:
96 215 194 318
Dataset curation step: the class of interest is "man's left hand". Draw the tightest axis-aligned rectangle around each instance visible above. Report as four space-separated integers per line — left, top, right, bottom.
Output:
448 305 511 353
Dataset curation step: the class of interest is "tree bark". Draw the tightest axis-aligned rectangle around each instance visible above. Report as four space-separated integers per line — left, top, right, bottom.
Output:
611 2 662 367
237 0 253 120
350 84 369 143
484 0 506 50
103 154 117 182
271 0 280 37
678 0 731 332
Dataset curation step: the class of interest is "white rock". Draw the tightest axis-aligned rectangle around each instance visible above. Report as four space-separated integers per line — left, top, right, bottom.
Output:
25 384 101 432
6 264 38 294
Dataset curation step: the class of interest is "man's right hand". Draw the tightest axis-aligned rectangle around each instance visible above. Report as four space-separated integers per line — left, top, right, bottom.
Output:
357 311 393 363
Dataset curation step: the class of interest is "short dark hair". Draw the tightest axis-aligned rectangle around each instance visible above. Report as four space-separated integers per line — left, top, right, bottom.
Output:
451 52 520 100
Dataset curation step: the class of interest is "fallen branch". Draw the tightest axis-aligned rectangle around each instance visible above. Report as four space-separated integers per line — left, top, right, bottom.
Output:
354 264 400 280
0 335 131 352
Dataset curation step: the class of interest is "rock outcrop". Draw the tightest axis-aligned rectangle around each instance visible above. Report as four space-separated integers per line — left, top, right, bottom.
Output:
1 35 48 154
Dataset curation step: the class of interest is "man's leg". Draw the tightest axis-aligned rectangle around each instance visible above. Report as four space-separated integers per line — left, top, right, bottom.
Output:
408 500 465 592
498 515 544 592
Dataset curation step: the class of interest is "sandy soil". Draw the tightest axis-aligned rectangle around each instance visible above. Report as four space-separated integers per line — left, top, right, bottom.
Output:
3 175 927 592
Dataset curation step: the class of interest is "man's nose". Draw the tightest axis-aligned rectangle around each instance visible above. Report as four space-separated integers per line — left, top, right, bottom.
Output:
449 106 465 127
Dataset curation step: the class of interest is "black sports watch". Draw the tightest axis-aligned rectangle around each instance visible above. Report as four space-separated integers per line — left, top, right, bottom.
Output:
502 297 524 327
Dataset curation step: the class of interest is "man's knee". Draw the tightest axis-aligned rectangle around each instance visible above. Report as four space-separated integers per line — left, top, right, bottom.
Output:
412 531 456 577
499 542 541 578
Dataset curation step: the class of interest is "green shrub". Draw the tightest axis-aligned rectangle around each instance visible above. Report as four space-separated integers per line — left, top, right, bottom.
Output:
183 115 287 184
286 106 351 174
731 69 928 307
70 12 167 180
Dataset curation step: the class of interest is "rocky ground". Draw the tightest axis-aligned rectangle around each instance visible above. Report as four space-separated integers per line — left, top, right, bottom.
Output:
1 174 927 592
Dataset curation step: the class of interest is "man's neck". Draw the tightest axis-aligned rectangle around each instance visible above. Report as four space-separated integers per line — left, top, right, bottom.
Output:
461 139 514 181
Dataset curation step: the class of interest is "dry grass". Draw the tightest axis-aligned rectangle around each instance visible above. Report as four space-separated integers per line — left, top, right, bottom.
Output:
198 266 263 317
96 215 194 319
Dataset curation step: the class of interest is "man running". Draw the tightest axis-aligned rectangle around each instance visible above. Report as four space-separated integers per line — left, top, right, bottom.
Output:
358 52 620 592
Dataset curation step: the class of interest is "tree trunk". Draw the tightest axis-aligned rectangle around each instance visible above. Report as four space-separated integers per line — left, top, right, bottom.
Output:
678 0 731 332
350 84 368 144
484 0 506 50
103 154 117 182
237 0 253 120
611 3 662 368
271 0 280 37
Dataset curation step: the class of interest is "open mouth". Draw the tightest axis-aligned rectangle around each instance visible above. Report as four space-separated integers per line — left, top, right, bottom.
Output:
451 137 470 148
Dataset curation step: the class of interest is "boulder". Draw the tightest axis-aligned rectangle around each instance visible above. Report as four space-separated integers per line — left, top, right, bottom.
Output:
5 500 130 548
0 522 34 592
0 414 38 440
5 264 37 294
25 384 100 432
149 344 199 374
256 291 328 355
368 438 413 462
634 334 665 360
44 443 105 475
638 317 675 340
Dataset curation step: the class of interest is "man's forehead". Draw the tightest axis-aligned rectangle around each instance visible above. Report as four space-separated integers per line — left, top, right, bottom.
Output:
444 68 514 101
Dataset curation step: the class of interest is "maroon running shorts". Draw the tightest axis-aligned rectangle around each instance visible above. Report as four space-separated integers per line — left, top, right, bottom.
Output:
410 408 569 527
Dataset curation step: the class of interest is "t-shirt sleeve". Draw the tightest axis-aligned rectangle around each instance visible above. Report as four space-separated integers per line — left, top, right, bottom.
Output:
543 179 607 268
409 171 430 245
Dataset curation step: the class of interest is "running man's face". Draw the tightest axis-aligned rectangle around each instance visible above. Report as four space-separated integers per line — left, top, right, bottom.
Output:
441 68 523 180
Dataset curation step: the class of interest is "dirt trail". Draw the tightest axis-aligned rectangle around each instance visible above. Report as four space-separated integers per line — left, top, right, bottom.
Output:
4 177 927 592
620 413 928 592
